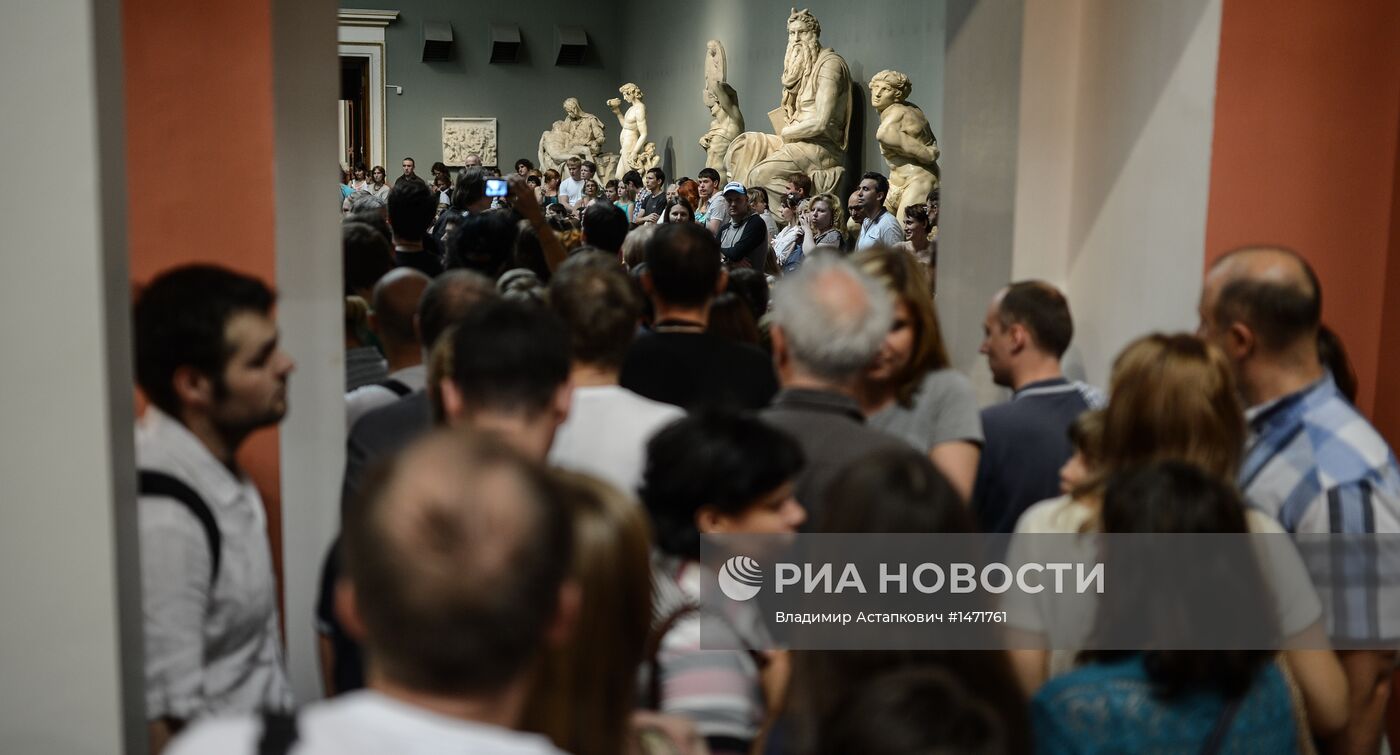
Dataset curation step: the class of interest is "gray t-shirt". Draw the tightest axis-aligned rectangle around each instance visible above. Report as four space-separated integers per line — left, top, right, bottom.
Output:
867 368 983 451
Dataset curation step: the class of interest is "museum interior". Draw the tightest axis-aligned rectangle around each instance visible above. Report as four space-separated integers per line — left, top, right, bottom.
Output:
5 0 1400 752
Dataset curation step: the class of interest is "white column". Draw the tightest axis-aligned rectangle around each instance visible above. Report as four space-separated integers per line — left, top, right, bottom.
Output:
272 0 346 703
0 1 144 752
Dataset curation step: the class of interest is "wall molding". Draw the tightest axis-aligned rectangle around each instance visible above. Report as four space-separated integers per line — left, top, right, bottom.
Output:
339 8 399 28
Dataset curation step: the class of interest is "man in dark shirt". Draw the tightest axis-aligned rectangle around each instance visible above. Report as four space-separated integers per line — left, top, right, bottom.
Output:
760 255 906 523
620 223 778 410
633 167 668 226
717 182 769 271
386 179 444 277
972 281 1104 533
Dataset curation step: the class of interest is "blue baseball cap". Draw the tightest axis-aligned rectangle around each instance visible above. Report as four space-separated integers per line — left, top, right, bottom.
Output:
721 181 747 196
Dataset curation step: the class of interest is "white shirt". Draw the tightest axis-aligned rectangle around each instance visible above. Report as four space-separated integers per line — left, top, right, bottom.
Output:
559 176 585 206
168 690 567 755
548 385 684 494
857 210 904 250
137 408 294 721
345 363 427 430
1004 494 1323 678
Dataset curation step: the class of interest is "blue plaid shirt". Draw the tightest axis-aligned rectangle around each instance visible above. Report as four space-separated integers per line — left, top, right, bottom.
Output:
1241 372 1400 642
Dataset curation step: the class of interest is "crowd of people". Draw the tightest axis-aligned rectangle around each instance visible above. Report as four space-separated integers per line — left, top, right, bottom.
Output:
130 154 1400 754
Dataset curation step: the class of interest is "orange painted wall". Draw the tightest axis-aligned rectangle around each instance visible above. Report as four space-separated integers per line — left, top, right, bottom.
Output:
1204 0 1400 446
123 0 284 587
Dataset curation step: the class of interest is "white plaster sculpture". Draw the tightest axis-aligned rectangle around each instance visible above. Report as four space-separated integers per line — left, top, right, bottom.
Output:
724 9 851 201
870 70 940 222
632 142 660 173
442 117 497 167
607 83 649 180
538 97 607 173
700 40 744 180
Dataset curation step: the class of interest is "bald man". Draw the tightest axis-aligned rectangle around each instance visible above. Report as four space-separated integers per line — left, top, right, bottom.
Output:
1200 246 1400 754
345 267 431 429
170 430 574 754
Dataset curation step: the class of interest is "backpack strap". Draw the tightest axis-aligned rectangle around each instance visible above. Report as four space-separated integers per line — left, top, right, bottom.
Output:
138 470 222 585
257 710 300 755
377 378 412 397
643 603 701 710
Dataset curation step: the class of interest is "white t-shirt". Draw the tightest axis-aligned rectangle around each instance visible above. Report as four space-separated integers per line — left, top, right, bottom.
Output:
549 385 684 494
559 176 585 206
168 690 568 755
857 210 904 250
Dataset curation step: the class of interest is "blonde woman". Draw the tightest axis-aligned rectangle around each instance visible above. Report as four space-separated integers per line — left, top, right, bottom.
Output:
795 192 844 256
1003 333 1348 739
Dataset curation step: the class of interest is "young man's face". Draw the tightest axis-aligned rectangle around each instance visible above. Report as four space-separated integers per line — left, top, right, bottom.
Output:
402 159 415 176
698 176 717 198
568 163 582 180
854 178 884 215
604 185 618 201
208 311 294 435
580 164 595 181
644 172 661 192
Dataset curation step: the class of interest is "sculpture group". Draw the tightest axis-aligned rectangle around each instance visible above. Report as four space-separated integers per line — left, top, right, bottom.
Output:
531 7 939 220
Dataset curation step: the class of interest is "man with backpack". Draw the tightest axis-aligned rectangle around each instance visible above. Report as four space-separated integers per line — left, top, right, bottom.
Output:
132 265 296 751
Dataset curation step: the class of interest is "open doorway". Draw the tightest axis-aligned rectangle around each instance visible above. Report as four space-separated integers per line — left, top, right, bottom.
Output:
339 55 369 170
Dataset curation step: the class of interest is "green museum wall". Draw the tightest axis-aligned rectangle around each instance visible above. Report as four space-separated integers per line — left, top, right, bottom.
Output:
342 0 627 171
342 0 945 192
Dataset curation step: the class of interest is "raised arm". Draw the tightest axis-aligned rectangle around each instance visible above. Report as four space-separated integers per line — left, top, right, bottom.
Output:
509 175 566 273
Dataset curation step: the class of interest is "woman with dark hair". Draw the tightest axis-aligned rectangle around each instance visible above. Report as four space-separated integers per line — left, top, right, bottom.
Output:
515 157 534 176
706 293 761 347
641 410 806 755
786 448 1031 755
854 247 982 501
893 202 936 294
368 165 389 200
445 210 521 278
1032 461 1320 752
664 196 695 226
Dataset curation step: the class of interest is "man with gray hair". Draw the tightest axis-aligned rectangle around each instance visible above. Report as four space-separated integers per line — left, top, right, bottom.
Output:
761 254 906 522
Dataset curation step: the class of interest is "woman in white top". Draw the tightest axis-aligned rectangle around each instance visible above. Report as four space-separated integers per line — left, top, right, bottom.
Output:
771 192 805 273
1004 333 1347 738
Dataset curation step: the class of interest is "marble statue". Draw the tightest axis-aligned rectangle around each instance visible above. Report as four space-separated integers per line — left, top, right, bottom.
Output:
700 40 744 180
870 69 940 222
632 142 660 173
607 83 650 180
724 9 851 201
538 97 607 173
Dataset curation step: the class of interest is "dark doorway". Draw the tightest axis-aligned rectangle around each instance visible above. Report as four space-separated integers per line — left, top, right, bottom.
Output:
339 56 370 170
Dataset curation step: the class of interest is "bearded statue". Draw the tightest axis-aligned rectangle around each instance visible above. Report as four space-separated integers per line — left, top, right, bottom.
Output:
724 8 851 204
